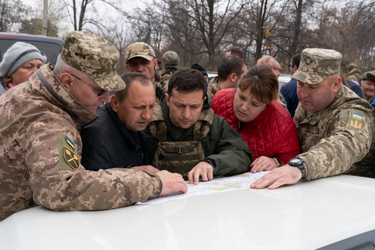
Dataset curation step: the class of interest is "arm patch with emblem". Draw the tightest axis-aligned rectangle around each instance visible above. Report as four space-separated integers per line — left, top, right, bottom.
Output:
347 111 365 131
58 132 81 171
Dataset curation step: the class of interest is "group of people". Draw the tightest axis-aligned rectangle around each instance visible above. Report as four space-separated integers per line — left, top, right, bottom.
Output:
0 31 375 222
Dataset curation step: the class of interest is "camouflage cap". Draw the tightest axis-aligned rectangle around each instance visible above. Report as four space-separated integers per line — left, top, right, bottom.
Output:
348 63 357 71
61 31 125 92
162 51 180 66
362 70 375 82
125 42 155 63
292 48 342 85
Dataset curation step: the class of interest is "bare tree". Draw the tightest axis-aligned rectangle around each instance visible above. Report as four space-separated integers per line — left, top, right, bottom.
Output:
61 0 126 31
155 0 245 70
93 17 131 75
0 0 31 32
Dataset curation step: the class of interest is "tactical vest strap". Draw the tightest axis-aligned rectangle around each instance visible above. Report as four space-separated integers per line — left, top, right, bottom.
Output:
148 104 167 141
150 107 214 179
157 141 200 154
193 108 214 140
153 141 206 179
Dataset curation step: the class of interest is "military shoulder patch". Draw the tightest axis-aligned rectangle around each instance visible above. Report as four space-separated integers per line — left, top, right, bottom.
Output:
58 132 81 171
63 146 80 170
347 111 365 131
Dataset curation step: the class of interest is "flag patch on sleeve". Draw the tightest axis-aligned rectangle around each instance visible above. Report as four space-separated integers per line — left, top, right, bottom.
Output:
66 136 75 150
347 112 364 131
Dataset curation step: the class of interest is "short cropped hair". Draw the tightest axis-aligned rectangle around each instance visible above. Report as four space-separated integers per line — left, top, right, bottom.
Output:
218 56 245 81
291 54 301 69
114 72 153 102
256 55 281 70
238 65 278 104
168 68 207 98
226 46 244 59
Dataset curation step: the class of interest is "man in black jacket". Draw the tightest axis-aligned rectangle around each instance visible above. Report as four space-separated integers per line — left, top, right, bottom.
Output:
81 72 159 172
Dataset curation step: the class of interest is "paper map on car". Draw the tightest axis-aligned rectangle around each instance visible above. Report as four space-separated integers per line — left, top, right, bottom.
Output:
139 171 269 205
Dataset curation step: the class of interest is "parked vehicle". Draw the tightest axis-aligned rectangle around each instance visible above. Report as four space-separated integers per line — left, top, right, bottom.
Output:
1 174 375 250
0 32 63 64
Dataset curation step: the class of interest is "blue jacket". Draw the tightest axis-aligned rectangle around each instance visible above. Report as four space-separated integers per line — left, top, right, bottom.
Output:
347 80 363 98
280 78 299 118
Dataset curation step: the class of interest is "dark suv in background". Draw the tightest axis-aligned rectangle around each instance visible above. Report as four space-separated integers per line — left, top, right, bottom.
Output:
0 32 63 64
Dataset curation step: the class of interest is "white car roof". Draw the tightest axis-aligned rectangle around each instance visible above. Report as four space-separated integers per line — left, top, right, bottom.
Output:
1 174 375 250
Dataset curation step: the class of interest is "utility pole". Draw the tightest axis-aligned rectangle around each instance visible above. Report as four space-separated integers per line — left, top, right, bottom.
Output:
42 0 48 35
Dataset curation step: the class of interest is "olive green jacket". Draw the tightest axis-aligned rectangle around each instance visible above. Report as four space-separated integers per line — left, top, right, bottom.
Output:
145 97 253 176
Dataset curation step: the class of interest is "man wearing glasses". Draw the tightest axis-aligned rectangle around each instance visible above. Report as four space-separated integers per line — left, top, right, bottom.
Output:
252 48 375 190
361 71 375 107
0 31 186 222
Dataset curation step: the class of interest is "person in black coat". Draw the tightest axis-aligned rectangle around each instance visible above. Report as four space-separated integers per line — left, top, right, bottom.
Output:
81 72 159 172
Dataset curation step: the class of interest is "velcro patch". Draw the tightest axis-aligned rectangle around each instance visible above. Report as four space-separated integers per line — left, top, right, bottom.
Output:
63 146 80 170
347 111 364 131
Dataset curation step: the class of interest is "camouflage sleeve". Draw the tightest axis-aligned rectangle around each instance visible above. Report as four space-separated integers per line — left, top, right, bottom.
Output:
203 116 252 176
299 109 374 179
26 114 162 211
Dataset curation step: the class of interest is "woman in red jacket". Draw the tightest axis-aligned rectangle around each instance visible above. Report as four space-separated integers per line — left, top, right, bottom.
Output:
211 65 300 172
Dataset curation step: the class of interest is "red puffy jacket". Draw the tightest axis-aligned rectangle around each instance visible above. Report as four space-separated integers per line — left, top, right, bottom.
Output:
211 89 300 169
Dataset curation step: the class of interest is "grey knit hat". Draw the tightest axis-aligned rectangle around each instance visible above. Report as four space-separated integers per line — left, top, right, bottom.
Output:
0 42 44 77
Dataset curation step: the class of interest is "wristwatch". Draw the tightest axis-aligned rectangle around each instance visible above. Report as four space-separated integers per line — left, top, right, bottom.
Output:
288 157 307 179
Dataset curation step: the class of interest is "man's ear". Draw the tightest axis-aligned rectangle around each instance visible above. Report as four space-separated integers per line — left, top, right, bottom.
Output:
154 59 158 70
230 72 237 83
333 76 342 93
111 95 119 112
165 93 170 107
59 73 74 91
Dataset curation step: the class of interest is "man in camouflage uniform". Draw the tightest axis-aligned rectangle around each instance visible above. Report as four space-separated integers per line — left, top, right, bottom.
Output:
145 68 253 185
252 48 375 190
208 56 247 98
124 42 163 103
0 31 186 222
347 62 361 84
159 51 180 93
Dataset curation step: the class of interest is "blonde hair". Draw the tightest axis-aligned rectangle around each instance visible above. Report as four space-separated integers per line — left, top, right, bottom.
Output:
256 55 281 70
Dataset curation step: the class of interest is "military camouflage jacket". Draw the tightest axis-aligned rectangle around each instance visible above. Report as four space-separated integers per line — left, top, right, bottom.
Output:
347 68 361 83
294 84 375 179
159 67 178 94
144 97 253 176
0 64 162 221
207 76 220 98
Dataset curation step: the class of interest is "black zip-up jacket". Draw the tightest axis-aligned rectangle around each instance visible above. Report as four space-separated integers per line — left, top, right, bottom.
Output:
81 102 150 170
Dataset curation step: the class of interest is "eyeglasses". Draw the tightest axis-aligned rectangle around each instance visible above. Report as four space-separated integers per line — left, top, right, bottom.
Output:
70 74 106 96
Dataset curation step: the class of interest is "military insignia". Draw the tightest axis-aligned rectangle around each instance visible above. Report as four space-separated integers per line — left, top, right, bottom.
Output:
65 136 75 150
348 112 364 131
63 146 80 170
305 57 312 65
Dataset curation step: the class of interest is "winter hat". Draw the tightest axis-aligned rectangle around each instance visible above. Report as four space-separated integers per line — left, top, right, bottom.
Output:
191 63 208 77
0 42 44 77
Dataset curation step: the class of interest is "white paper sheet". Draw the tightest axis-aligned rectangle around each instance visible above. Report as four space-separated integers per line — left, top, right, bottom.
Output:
139 171 270 205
